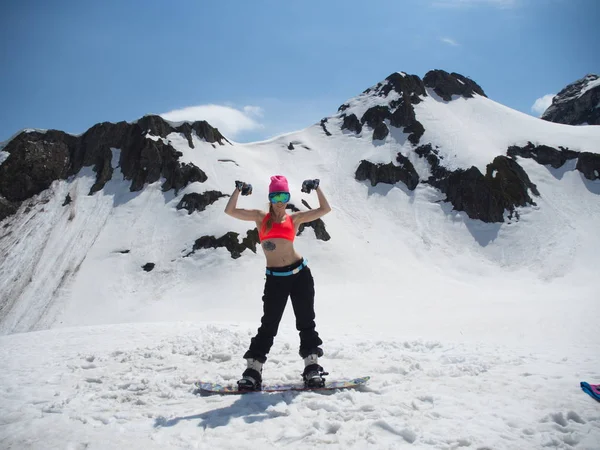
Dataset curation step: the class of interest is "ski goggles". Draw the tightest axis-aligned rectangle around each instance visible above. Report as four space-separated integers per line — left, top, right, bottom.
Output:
269 192 291 204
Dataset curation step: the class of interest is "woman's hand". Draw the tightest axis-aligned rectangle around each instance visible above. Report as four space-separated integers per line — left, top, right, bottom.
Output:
301 179 320 194
235 180 253 196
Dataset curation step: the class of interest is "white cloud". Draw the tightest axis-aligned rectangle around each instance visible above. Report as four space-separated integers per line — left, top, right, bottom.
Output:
531 94 555 116
441 37 460 46
160 104 264 138
432 0 517 8
243 105 265 118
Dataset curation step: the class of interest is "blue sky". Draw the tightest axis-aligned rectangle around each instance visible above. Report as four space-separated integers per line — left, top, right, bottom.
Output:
1 0 598 143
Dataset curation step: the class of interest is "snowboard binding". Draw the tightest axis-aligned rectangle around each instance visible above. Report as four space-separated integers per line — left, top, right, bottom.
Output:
237 368 262 391
302 364 329 388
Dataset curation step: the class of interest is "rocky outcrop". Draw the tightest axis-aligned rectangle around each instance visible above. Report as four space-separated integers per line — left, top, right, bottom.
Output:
339 72 428 144
372 122 390 140
416 144 538 223
142 263 155 272
298 220 331 241
382 73 427 101
507 142 579 169
338 71 484 144
0 115 224 222
507 142 600 181
0 196 17 220
0 130 77 203
294 201 331 241
176 191 227 215
341 113 362 134
361 106 392 128
361 106 391 142
186 229 260 259
320 118 332 136
576 152 600 180
541 74 600 125
390 97 425 145
355 157 419 191
423 70 487 101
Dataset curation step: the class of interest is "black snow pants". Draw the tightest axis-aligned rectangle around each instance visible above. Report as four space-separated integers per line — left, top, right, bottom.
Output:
243 259 323 363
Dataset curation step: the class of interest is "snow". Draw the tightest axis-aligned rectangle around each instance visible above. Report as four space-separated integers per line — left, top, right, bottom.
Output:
1 88 600 449
1 323 598 449
579 77 600 97
415 90 600 172
0 150 8 166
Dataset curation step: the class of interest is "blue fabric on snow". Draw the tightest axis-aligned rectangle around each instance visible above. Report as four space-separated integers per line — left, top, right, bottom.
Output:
580 382 600 403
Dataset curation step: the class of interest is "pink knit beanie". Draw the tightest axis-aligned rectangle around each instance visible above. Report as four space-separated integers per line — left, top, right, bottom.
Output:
269 175 289 193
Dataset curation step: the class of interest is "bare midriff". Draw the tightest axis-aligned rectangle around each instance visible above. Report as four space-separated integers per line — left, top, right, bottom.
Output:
255 217 302 267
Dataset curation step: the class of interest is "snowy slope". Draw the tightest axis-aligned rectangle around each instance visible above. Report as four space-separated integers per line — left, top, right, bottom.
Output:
1 323 599 449
1 73 600 449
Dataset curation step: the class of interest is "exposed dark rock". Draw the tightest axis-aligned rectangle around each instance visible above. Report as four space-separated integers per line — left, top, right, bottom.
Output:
189 120 229 145
0 115 219 221
390 97 425 145
0 130 77 203
355 159 419 191
242 228 260 253
176 190 227 215
406 121 425 145
360 106 392 142
576 152 600 180
142 263 155 272
395 153 420 190
63 194 72 206
320 119 332 136
390 97 416 128
288 142 294 150
417 144 538 222
137 115 173 139
359 73 427 144
415 144 449 180
299 219 331 241
381 72 427 102
507 142 579 169
423 70 487 101
338 103 350 112
341 113 362 134
187 230 259 259
559 146 582 160
294 200 331 241
542 74 600 125
361 106 391 128
0 196 17 221
373 122 390 141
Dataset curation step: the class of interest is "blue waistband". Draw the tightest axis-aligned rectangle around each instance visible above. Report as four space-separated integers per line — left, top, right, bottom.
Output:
265 258 308 277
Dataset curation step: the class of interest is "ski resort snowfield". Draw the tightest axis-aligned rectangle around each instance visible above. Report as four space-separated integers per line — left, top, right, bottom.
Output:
1 84 600 448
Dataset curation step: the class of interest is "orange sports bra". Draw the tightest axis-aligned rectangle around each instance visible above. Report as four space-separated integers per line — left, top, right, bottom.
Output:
259 213 296 242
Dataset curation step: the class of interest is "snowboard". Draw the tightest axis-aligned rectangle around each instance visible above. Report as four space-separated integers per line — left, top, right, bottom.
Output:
195 376 370 395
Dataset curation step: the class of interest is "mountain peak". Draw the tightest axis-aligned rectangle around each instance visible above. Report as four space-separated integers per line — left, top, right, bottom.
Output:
542 74 600 125
336 70 486 145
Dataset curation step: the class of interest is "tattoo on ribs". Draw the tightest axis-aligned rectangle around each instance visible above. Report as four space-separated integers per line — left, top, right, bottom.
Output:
263 241 276 252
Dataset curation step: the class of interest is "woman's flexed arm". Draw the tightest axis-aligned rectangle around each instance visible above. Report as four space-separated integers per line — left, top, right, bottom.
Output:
224 181 263 222
293 180 332 225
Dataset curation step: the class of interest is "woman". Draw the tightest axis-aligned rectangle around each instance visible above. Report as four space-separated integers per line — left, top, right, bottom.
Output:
224 175 332 390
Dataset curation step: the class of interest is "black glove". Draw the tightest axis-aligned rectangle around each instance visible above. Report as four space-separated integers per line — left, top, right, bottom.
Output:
301 179 320 194
235 180 253 196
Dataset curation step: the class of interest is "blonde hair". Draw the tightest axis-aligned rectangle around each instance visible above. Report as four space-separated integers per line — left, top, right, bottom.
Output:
262 203 275 234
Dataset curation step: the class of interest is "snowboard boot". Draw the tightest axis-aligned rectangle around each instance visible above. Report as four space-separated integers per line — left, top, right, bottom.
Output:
237 358 263 391
302 354 328 388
